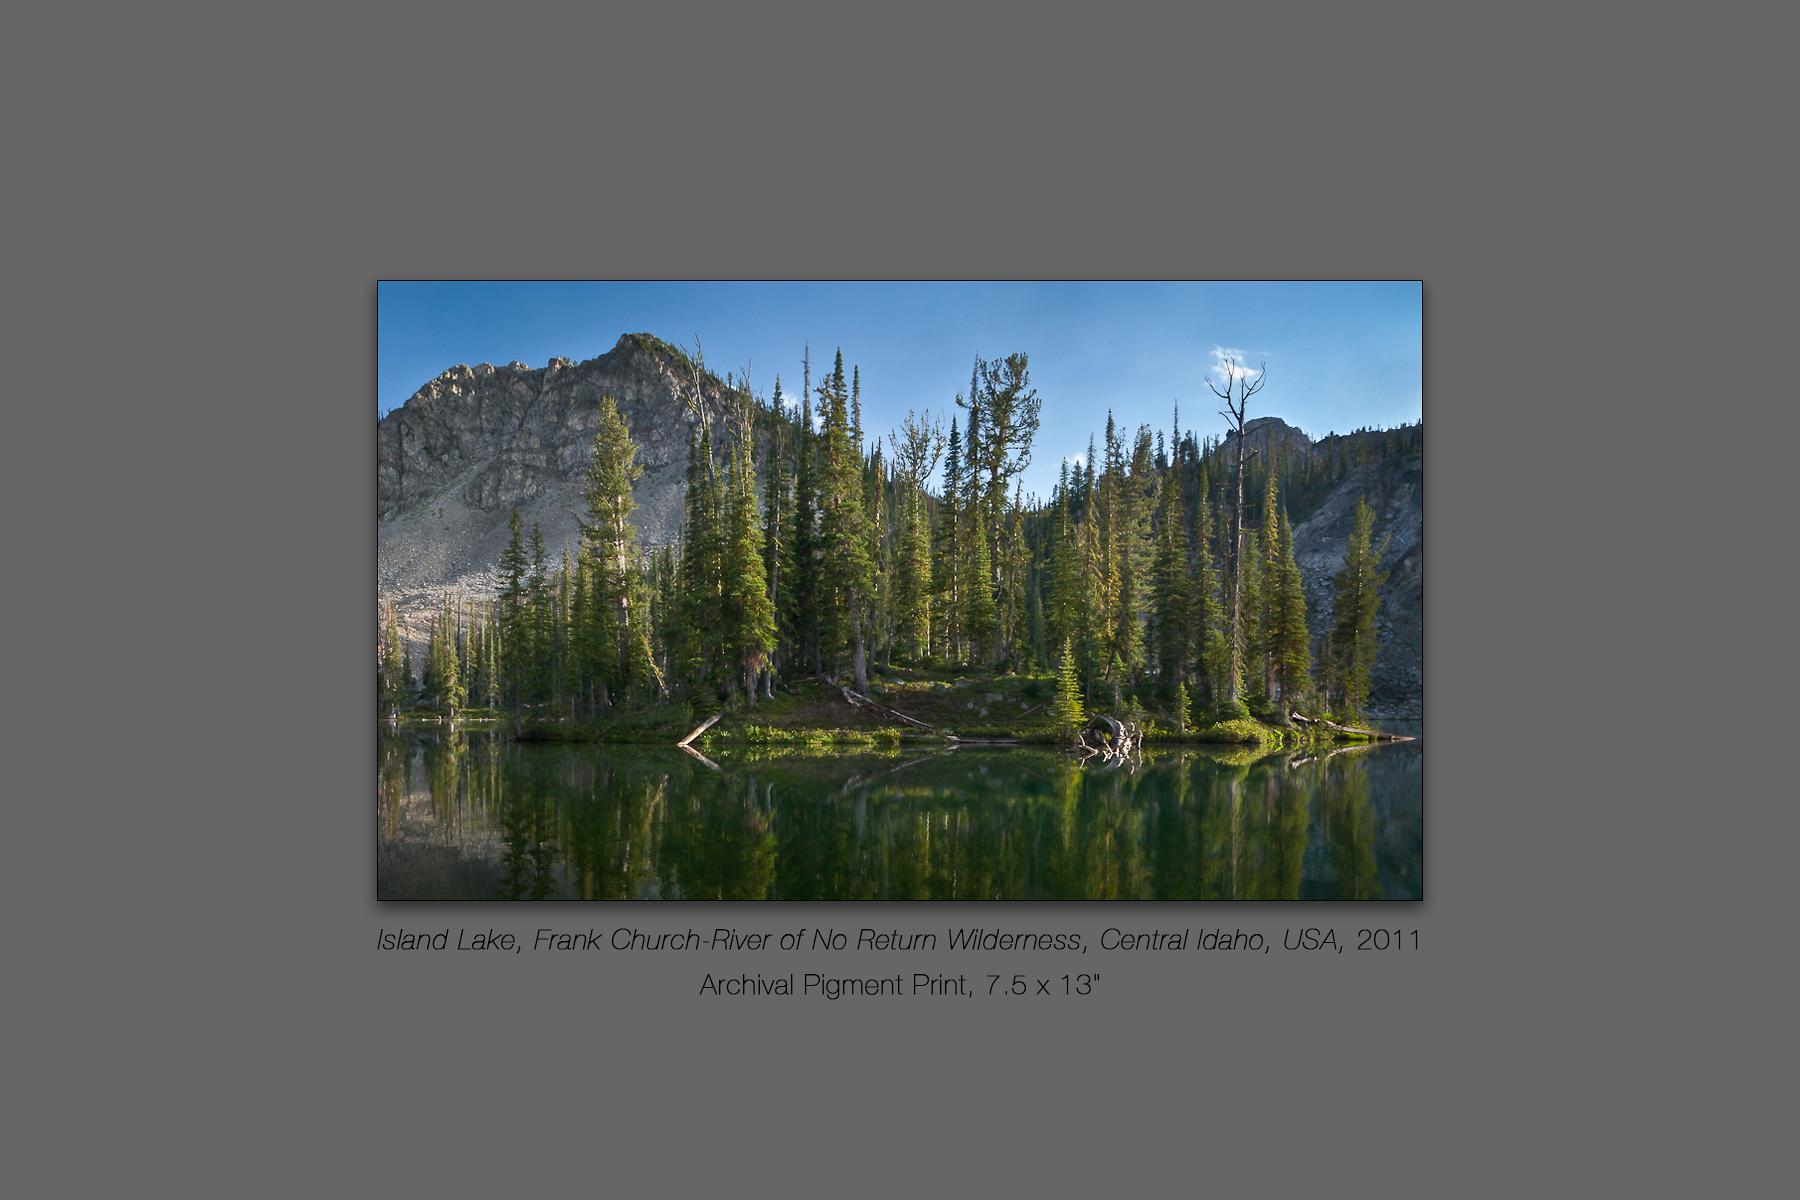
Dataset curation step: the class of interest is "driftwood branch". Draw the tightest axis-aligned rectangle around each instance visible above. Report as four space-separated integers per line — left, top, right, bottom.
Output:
840 686 937 730
677 711 723 747
1069 714 1141 766
1290 712 1413 742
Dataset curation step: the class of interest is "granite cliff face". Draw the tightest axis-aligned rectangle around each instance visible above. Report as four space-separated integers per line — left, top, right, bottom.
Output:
1213 416 1421 718
377 334 733 635
1290 454 1423 719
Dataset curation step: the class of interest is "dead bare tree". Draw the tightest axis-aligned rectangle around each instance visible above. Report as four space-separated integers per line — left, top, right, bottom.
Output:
1207 352 1267 705
674 335 714 437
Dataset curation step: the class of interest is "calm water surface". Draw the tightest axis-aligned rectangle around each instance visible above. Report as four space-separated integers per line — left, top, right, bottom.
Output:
377 728 1421 901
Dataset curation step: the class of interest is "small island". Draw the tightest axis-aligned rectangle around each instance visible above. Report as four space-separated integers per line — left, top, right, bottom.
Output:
379 338 1418 757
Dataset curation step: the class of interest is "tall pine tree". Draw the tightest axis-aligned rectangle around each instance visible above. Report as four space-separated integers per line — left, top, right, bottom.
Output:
889 408 943 663
786 348 820 671
1150 458 1191 696
380 600 407 715
581 395 660 710
1271 504 1314 717
497 507 528 719
1331 495 1389 719
933 415 962 662
724 387 777 703
818 350 874 690
763 376 787 676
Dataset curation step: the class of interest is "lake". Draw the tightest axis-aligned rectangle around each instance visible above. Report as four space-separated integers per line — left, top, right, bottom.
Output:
377 728 1421 901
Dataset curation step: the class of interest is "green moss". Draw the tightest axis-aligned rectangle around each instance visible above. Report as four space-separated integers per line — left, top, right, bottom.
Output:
1191 718 1276 744
1183 719 1381 748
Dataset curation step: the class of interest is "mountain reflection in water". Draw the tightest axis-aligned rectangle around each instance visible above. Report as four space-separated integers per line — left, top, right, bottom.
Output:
377 729 1421 901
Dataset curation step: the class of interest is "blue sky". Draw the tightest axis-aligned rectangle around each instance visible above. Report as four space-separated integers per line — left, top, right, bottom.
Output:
378 281 1420 501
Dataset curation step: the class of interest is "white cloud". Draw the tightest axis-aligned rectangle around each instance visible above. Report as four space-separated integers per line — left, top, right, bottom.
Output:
1210 346 1265 384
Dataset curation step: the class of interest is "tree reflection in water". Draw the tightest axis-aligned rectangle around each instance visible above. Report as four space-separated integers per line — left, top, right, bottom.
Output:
376 729 1420 901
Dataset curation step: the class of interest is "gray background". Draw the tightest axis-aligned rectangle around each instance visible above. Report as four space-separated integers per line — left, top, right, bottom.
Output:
9 3 1783 1196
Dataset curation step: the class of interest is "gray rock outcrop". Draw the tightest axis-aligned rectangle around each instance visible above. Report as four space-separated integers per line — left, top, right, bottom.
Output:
1217 415 1420 717
1224 415 1316 460
1290 454 1422 719
377 334 735 640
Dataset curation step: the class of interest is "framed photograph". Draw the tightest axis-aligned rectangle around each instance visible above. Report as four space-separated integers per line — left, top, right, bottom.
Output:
377 282 1421 900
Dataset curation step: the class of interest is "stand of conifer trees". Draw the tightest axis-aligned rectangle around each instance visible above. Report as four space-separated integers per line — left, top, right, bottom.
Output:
377 354 1419 727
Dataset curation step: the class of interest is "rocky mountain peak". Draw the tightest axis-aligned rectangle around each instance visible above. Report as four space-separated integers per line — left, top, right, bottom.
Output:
377 333 735 629
1223 415 1316 457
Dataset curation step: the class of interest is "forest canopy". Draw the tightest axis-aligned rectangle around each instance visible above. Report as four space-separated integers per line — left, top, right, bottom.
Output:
379 345 1419 733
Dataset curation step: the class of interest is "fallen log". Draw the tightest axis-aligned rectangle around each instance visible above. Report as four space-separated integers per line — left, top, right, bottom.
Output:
840 686 937 731
1298 713 1414 742
677 711 724 747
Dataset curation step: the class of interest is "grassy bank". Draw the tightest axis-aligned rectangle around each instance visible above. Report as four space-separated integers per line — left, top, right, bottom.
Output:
386 668 1383 751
